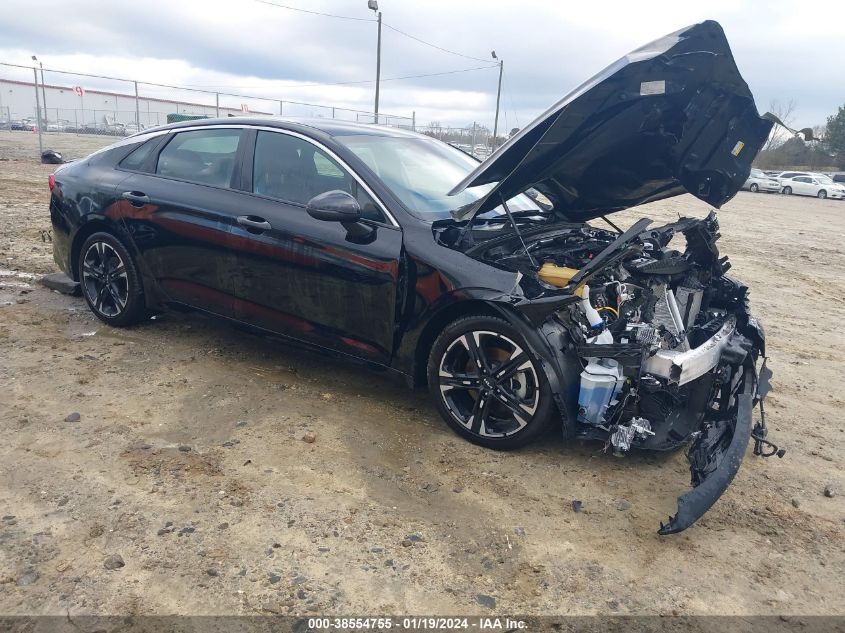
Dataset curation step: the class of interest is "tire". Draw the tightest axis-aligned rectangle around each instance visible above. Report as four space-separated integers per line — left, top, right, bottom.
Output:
426 315 555 450
78 231 145 327
818 190 827 199
782 186 792 195
750 183 759 192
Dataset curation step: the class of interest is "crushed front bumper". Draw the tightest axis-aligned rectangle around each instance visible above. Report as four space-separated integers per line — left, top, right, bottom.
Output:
658 353 780 535
658 368 754 534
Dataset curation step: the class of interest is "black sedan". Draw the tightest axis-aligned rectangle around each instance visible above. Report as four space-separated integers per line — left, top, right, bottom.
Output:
49 21 778 534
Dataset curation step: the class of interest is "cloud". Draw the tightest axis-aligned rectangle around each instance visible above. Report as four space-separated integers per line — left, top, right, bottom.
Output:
1 0 842 128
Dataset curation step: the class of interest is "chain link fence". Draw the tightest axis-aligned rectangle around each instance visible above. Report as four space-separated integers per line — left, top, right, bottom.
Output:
0 63 415 150
420 124 497 159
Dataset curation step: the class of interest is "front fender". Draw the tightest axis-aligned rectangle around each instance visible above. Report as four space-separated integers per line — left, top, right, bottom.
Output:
487 304 580 438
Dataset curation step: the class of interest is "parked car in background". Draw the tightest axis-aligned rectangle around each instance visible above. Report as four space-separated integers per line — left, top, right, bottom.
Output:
833 174 845 186
46 120 71 133
772 170 811 184
780 175 845 199
11 118 38 131
743 168 781 192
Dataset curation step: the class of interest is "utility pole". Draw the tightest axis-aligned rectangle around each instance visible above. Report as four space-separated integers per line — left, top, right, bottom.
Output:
134 81 141 129
32 67 43 155
368 1 382 124
491 51 503 150
32 55 47 125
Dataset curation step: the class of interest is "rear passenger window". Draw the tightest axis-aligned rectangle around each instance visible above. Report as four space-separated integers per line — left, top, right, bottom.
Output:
119 139 156 171
156 129 242 187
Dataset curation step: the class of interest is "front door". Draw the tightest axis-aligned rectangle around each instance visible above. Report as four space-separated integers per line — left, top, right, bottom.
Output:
791 176 813 195
227 129 403 364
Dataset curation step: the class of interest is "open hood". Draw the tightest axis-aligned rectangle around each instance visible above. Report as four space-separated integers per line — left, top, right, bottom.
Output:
449 20 773 222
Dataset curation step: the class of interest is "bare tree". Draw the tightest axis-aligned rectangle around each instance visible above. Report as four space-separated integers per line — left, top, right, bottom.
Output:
763 99 798 151
426 120 444 137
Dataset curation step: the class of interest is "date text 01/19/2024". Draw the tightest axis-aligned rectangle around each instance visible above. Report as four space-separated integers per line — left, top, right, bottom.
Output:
307 617 528 630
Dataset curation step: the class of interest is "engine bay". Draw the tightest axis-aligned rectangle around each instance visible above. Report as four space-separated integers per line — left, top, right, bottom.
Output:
472 212 765 455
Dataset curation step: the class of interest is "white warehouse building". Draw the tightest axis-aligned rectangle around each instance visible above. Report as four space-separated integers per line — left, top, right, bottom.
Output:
0 78 273 130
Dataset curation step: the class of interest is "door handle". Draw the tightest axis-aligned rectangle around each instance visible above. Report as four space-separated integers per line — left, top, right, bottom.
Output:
121 191 150 206
237 216 272 231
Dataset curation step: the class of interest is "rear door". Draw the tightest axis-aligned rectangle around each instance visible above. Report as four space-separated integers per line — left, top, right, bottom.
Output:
227 129 403 364
117 127 247 317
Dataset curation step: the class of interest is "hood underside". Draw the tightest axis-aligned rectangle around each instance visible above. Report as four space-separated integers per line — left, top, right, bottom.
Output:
449 20 774 222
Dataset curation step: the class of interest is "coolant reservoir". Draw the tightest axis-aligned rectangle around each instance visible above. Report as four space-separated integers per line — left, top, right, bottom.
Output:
538 262 579 288
577 359 623 426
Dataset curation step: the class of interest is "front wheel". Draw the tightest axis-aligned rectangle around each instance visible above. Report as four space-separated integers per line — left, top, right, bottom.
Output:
427 315 555 450
750 183 759 192
782 186 792 195
818 190 827 199
78 232 145 326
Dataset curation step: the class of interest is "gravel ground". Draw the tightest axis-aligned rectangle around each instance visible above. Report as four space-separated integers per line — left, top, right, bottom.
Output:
0 130 843 616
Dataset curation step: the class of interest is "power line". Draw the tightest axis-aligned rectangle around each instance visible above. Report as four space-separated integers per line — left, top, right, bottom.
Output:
382 22 490 63
177 65 498 90
253 0 373 21
252 0 488 64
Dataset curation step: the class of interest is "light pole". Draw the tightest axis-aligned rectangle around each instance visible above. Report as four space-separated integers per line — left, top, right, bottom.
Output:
31 55 47 125
491 51 503 150
368 0 382 124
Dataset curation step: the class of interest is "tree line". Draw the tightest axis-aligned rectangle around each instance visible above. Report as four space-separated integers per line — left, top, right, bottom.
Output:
756 100 845 171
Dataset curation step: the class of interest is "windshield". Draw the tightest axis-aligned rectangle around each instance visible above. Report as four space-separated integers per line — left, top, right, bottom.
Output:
336 134 540 221
815 175 834 184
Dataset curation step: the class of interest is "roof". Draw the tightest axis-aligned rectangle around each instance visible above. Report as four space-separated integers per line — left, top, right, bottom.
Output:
143 116 422 139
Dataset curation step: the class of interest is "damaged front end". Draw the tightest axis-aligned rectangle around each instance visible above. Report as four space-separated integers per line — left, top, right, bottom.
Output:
429 19 782 533
470 212 782 533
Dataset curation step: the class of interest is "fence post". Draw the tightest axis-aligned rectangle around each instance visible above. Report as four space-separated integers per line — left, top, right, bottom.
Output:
279 100 283 116
216 92 220 118
32 68 43 155
412 111 416 132
134 81 140 129
332 107 335 120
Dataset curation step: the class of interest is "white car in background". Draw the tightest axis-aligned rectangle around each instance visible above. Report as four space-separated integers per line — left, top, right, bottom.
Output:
772 170 811 184
780 174 845 199
743 168 781 192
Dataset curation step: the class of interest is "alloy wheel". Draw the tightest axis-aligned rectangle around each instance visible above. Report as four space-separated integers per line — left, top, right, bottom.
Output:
818 190 827 199
81 241 129 318
750 183 758 192
437 330 539 438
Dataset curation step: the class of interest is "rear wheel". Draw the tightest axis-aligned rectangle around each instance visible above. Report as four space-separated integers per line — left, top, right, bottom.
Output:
749 183 759 192
782 186 792 195
78 232 145 326
427 315 554 450
818 189 827 199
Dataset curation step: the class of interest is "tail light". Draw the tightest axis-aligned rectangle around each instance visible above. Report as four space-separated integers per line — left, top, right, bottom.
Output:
48 174 56 192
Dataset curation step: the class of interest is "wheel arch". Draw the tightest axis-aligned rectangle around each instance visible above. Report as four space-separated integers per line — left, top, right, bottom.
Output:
69 219 124 281
411 299 502 388
412 297 578 438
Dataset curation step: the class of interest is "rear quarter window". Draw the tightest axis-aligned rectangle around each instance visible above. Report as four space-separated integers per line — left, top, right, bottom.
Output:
119 139 157 171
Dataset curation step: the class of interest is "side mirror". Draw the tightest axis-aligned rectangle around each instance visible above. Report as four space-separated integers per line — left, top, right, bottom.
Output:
306 190 362 223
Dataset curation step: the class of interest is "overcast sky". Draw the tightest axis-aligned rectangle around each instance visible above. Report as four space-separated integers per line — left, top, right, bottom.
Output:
0 0 842 130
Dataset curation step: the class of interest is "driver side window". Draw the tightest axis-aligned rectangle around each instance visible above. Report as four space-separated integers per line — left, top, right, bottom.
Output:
252 131 386 223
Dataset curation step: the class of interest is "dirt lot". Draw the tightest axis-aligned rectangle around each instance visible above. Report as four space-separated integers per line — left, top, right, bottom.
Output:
1 130 843 617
